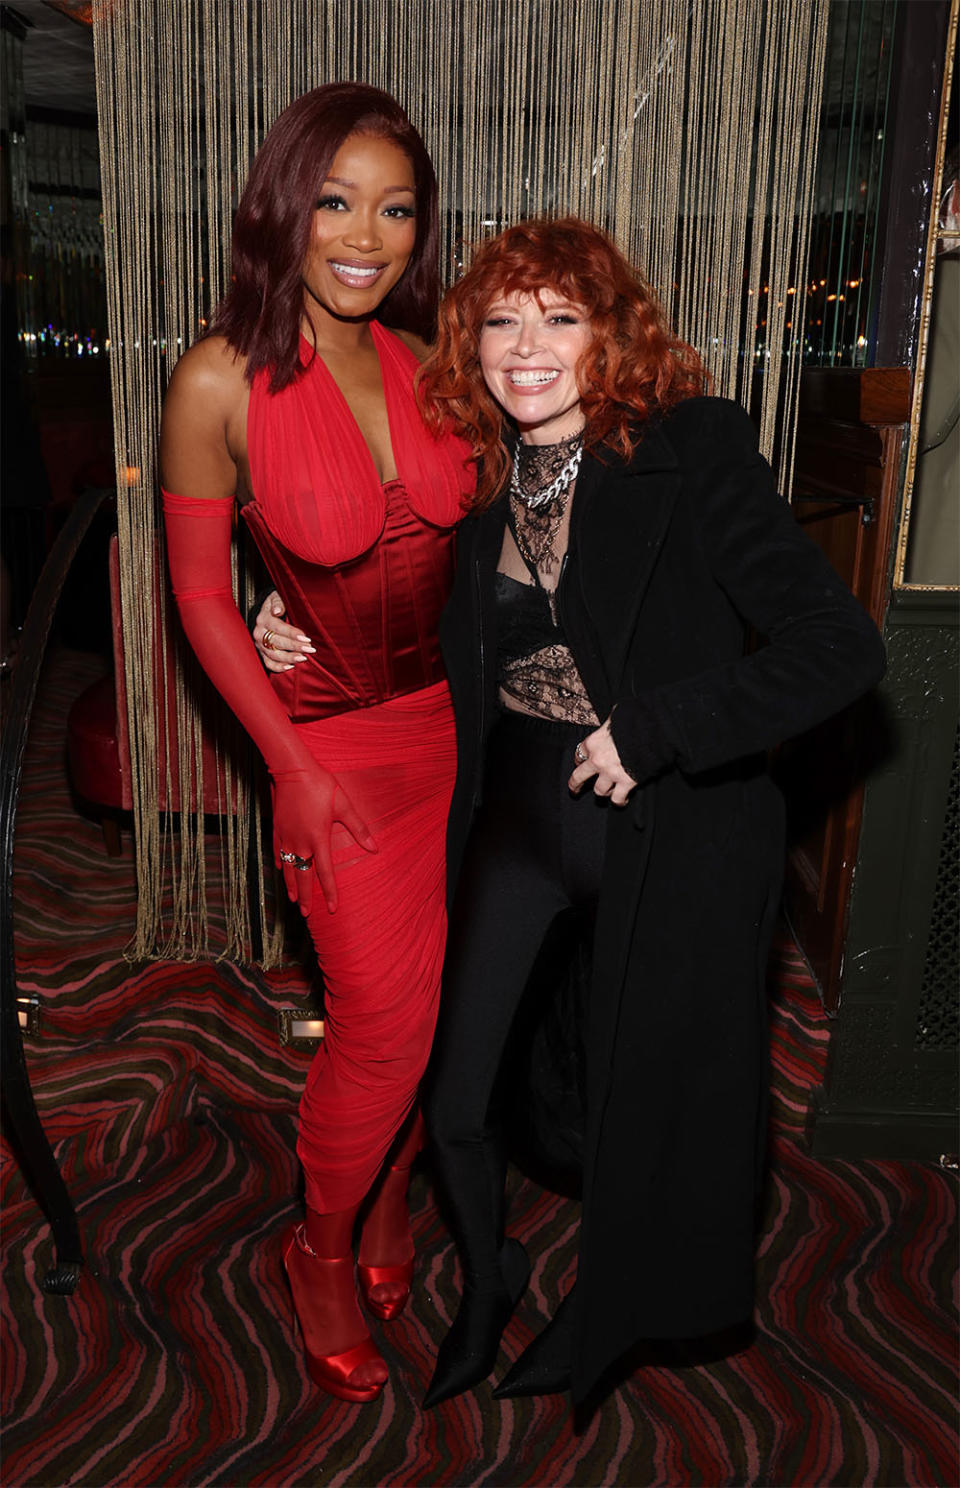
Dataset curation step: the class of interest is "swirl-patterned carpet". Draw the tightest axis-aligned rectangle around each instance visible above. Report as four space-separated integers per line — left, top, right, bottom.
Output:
2 652 957 1488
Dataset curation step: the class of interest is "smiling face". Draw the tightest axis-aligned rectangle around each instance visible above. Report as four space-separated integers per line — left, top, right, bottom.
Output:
301 132 418 327
478 289 593 445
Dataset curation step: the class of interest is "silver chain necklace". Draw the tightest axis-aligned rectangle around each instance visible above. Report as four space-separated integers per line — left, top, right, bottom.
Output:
510 438 584 509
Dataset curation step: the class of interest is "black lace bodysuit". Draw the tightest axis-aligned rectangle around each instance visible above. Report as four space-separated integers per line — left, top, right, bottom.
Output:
495 433 599 726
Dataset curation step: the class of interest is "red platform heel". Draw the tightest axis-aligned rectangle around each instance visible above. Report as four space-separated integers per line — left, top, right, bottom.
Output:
282 1225 388 1403
358 1117 423 1321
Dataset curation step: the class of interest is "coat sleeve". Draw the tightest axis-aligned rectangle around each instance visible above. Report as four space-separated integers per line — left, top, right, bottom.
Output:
608 399 886 783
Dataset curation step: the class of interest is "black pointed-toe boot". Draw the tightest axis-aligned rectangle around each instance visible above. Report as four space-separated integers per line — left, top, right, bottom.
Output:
493 1286 576 1399
423 1238 530 1407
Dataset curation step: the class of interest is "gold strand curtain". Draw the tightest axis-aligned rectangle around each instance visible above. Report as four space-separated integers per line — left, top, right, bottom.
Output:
92 0 829 965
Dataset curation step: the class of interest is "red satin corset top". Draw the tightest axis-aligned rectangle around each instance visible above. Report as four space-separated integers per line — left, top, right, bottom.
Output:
241 323 475 722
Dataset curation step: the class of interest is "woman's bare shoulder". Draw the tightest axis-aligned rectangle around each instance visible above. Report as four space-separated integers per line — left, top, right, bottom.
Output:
391 328 432 364
167 335 249 405
161 336 250 495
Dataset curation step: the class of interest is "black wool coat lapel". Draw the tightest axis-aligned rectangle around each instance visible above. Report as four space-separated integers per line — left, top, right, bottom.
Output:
566 427 679 715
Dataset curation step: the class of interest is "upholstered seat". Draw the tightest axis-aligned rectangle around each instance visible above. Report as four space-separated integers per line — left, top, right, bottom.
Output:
67 534 238 852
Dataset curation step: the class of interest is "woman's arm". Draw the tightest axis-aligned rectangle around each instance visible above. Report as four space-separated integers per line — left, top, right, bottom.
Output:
160 341 375 913
606 398 886 785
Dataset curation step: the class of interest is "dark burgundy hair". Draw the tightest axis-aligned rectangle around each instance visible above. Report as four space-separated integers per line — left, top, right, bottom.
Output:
207 83 439 391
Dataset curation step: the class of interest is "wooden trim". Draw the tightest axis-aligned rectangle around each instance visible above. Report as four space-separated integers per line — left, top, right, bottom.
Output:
798 368 912 428
894 0 960 590
784 367 909 1011
871 426 906 622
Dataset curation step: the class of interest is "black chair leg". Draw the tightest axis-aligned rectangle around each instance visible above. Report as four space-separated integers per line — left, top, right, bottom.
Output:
2 1050 83 1293
0 488 111 1294
101 812 122 856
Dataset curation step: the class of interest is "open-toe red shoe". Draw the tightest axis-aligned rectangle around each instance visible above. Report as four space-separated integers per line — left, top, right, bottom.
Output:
282 1225 388 1403
357 1252 415 1321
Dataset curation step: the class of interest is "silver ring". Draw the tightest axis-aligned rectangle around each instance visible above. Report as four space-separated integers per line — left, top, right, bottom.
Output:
263 629 276 648
280 850 314 872
575 741 587 764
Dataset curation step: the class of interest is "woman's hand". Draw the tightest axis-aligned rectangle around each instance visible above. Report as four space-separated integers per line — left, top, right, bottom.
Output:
253 592 315 673
271 764 377 916
568 718 638 806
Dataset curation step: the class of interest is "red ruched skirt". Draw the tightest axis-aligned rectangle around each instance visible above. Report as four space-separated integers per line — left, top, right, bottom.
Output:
294 678 456 1213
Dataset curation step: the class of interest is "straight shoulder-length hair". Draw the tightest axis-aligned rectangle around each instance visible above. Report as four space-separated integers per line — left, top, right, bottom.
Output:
207 82 439 391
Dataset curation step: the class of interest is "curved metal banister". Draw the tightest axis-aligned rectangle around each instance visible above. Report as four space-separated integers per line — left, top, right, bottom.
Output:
1 486 112 1294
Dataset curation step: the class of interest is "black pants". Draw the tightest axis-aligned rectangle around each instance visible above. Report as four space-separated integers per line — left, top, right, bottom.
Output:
427 708 608 1286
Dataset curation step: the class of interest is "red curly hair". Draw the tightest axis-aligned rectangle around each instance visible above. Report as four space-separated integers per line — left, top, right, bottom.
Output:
418 217 708 506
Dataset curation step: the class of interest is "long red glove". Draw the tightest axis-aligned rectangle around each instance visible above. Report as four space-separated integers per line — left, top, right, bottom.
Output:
161 490 376 914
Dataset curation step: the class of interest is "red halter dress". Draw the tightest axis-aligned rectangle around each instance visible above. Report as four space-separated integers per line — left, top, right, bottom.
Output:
239 324 473 1212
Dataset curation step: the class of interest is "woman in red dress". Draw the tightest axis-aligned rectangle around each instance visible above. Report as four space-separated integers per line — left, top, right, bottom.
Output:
160 83 473 1403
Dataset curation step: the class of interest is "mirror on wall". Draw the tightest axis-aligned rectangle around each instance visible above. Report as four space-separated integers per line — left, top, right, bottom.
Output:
896 9 959 590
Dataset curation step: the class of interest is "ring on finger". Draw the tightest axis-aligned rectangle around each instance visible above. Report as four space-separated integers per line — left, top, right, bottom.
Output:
263 629 275 648
575 741 587 764
280 849 314 871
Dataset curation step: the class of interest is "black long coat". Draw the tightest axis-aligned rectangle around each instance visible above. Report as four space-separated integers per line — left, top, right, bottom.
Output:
438 397 885 1403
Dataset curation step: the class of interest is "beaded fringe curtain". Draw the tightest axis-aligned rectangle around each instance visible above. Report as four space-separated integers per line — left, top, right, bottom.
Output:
92 0 829 964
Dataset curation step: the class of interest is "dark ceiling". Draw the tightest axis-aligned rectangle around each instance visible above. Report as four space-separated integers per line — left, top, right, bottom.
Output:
7 0 96 119
3 1 901 134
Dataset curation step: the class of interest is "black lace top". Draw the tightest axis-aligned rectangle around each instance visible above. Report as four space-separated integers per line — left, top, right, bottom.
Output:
495 433 599 726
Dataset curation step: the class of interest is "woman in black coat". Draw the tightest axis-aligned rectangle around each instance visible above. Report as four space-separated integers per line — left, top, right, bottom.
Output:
416 217 886 1409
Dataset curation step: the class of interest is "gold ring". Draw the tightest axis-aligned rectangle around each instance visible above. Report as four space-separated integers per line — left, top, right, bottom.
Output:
263 629 275 648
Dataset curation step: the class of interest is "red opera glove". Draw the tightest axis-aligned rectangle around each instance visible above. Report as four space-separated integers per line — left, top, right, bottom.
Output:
270 766 376 915
161 489 376 914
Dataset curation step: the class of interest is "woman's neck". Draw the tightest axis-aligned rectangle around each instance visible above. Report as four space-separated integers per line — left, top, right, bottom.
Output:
516 418 585 449
300 297 377 357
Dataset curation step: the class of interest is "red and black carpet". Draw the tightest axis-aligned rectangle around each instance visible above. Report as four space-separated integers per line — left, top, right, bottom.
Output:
2 652 957 1488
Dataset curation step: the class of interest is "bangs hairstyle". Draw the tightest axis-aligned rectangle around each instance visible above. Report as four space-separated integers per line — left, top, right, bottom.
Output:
418 217 708 506
207 82 439 392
